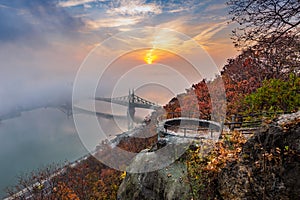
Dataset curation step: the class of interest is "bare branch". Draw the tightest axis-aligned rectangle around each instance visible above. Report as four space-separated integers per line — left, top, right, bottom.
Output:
227 0 300 48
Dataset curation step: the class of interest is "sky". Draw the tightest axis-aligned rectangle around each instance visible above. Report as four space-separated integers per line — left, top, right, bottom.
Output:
0 0 238 113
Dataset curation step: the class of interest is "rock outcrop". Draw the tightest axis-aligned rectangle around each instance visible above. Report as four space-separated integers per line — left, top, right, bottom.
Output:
117 137 194 200
117 159 192 200
118 112 300 200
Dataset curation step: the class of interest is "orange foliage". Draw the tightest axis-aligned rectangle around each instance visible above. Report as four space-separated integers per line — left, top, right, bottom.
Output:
164 47 286 119
54 182 80 200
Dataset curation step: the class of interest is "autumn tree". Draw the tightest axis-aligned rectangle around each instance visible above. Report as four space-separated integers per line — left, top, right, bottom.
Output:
227 0 300 77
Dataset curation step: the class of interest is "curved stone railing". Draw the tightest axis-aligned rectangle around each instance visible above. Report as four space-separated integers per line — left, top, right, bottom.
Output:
157 117 222 140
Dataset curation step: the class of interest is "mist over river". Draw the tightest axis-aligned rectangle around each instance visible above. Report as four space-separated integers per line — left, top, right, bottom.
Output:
0 108 89 198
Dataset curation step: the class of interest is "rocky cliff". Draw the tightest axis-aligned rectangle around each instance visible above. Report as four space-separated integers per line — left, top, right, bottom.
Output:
118 112 300 200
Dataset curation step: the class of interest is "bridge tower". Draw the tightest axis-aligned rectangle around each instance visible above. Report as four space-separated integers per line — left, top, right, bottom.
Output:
127 89 136 129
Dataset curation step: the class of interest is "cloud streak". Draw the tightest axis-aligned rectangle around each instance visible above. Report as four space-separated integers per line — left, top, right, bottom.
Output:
193 21 229 45
86 16 143 29
205 3 227 12
58 0 98 7
107 4 162 16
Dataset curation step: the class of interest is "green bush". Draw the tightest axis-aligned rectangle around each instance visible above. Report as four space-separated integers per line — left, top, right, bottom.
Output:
243 74 300 114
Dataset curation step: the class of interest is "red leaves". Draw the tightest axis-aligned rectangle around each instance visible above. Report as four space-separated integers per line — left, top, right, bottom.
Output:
164 45 288 119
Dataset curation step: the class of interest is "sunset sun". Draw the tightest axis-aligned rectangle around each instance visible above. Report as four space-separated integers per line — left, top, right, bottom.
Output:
144 49 157 64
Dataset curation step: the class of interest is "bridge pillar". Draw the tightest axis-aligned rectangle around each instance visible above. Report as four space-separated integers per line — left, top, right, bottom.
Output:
127 90 136 129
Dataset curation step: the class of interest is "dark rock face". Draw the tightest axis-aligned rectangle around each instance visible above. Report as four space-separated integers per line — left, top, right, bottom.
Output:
117 160 192 200
218 112 300 200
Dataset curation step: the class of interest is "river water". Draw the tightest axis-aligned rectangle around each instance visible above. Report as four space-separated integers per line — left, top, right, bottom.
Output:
0 108 88 198
0 103 153 198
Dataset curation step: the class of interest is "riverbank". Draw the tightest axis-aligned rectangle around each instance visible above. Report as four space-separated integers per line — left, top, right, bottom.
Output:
0 108 87 199
4 114 159 199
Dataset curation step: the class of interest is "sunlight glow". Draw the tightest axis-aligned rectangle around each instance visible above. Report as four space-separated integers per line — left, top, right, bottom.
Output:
144 49 157 64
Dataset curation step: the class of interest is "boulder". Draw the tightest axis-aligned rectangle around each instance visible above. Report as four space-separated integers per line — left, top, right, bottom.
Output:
117 159 192 200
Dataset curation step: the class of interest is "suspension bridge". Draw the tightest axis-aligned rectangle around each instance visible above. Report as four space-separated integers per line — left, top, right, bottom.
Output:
0 90 161 129
95 90 160 129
